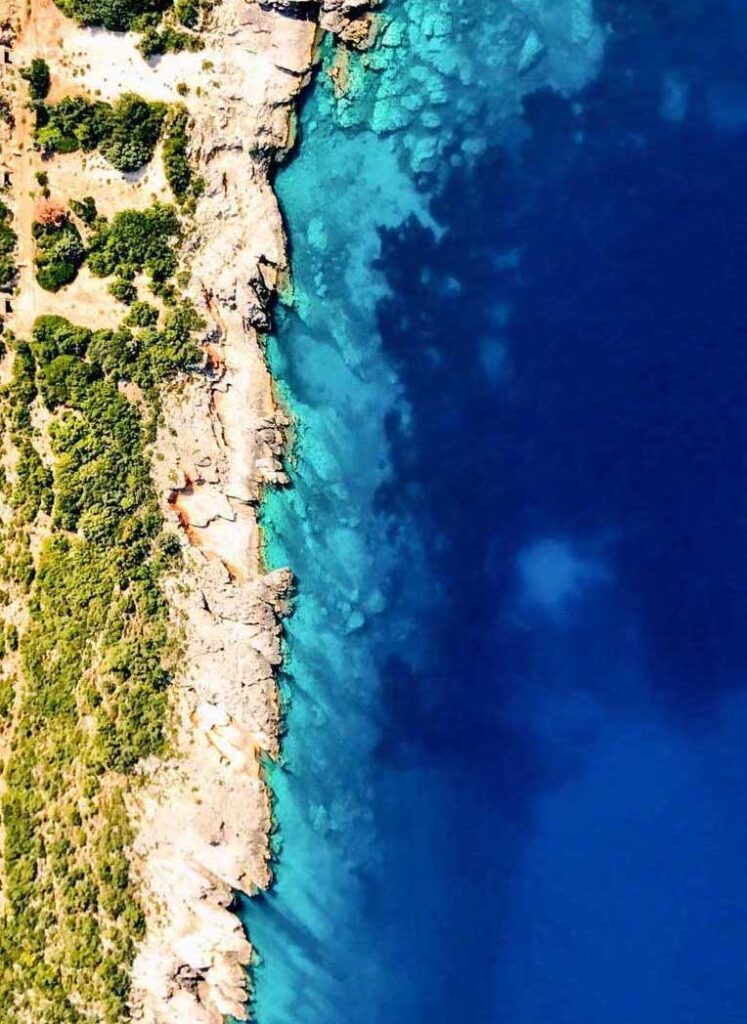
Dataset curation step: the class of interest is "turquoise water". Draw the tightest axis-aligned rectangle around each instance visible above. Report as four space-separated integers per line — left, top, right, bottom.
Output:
241 0 747 1021
241 1 604 1018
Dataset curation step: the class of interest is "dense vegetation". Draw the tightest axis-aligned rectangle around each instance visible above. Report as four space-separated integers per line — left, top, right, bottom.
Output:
0 304 202 1022
2 40 206 1013
32 213 86 293
0 198 17 291
36 94 167 173
35 96 102 154
87 202 181 287
33 198 181 298
51 0 170 32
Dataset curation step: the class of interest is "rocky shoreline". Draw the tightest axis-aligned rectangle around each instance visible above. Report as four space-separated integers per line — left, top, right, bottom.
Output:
128 3 376 1022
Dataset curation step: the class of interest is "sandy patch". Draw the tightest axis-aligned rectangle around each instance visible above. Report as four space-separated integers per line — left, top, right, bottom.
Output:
45 146 171 218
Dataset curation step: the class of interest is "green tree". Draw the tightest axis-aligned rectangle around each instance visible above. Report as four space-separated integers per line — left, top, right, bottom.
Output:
20 58 51 101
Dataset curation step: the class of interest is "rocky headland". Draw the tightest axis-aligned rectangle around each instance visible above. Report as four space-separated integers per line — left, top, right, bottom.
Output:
0 0 375 1021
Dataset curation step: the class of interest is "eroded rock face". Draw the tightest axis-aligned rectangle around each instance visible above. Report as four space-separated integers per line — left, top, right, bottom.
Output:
252 0 378 46
128 2 373 1022
320 0 379 45
129 562 291 1023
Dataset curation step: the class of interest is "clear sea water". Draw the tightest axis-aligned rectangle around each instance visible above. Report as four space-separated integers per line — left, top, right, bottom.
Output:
240 1 747 1021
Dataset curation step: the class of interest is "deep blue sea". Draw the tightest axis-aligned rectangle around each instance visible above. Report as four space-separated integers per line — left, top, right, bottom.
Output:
240 1 747 1021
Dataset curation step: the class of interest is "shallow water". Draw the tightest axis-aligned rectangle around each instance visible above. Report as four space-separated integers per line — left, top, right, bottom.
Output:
241 1 747 1020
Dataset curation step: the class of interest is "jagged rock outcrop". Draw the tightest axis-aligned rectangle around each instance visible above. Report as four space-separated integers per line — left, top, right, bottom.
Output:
320 0 378 45
257 0 377 45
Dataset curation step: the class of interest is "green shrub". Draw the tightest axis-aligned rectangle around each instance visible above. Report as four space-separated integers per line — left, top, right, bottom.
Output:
162 107 192 200
109 278 137 304
32 216 86 293
147 301 202 379
4 340 37 432
87 202 180 284
20 58 51 101
49 381 146 537
0 676 13 719
139 24 203 57
0 199 17 290
39 354 100 410
87 303 201 390
88 327 139 380
10 441 53 521
69 195 98 226
174 0 199 27
30 315 91 365
35 95 110 155
0 254 16 291
99 94 166 173
124 300 159 327
36 93 166 173
52 0 170 32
